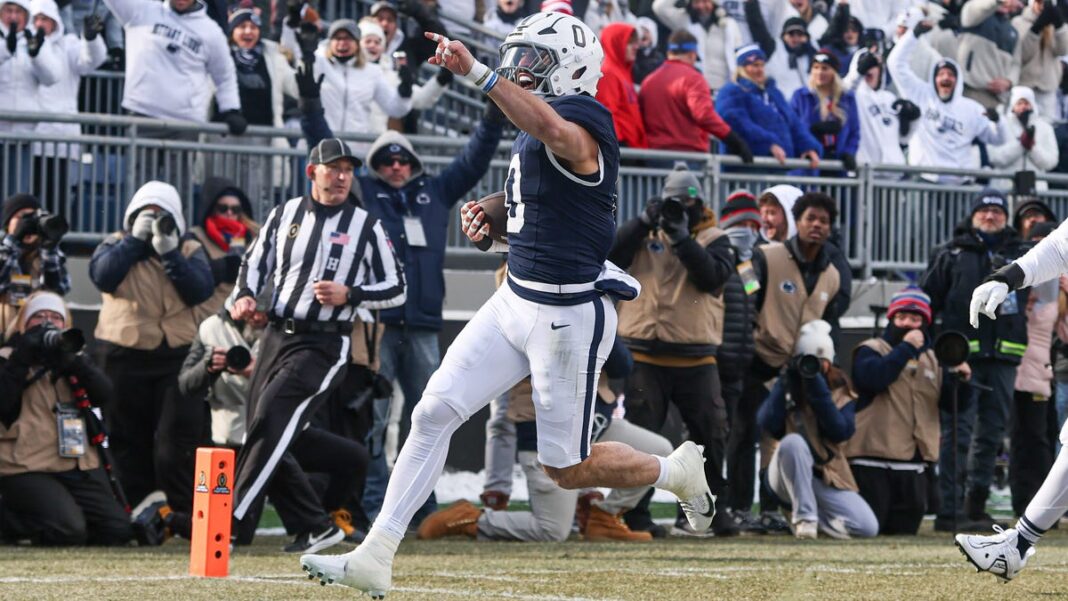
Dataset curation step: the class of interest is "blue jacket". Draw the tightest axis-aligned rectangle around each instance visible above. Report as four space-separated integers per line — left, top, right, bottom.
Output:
357 122 503 330
853 329 974 413
716 76 822 159
789 87 860 160
89 234 215 308
757 372 856 443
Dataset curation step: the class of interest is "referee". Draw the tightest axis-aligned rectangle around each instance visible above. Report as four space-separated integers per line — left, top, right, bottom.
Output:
229 138 406 552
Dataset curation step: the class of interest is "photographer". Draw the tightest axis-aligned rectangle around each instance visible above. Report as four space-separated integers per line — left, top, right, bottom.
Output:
608 164 737 536
88 181 213 510
0 193 70 340
0 292 132 546
757 319 877 540
847 288 971 535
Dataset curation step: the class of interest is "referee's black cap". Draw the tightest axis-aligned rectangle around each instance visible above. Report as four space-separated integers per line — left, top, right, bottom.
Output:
308 138 362 168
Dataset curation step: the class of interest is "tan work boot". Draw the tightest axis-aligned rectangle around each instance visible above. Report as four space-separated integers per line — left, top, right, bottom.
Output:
584 506 653 542
576 490 605 535
416 500 481 539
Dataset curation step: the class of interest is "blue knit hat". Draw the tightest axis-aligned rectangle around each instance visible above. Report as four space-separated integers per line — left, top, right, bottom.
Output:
887 286 932 325
970 187 1008 217
735 44 767 67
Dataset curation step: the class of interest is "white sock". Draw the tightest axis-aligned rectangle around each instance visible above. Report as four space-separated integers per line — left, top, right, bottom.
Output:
1022 446 1068 532
653 455 670 489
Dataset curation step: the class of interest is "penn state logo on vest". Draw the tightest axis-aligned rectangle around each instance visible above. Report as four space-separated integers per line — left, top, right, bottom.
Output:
780 279 797 295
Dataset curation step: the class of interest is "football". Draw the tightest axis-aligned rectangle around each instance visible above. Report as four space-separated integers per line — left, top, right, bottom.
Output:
475 190 509 243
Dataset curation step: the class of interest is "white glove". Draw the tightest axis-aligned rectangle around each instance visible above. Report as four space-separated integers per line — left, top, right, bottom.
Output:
969 280 1009 329
131 210 156 241
151 217 179 255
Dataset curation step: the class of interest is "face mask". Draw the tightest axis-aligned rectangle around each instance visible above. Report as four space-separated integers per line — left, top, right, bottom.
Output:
1018 109 1032 127
885 323 908 345
334 53 353 63
726 226 758 260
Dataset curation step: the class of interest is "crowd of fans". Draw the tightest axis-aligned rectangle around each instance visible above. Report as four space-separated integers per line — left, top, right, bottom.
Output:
2 0 1068 552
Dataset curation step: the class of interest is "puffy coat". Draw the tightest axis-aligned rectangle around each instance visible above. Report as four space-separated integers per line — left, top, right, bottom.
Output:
716 75 821 159
1013 7 1068 95
313 48 412 138
0 18 62 133
596 23 647 149
789 86 860 161
958 0 1021 109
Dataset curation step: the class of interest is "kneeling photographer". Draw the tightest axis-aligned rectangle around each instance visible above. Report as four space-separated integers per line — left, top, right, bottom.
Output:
757 320 878 540
1 194 71 339
0 292 132 546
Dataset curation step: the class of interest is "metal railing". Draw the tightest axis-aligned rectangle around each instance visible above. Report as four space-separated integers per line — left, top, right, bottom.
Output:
3 109 1066 275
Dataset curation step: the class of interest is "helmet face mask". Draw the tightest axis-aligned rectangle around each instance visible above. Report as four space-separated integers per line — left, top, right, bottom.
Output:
497 42 559 96
495 11 603 98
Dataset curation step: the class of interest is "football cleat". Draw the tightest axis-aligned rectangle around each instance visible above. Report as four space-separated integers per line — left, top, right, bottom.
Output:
662 441 716 532
300 529 399 598
955 526 1035 582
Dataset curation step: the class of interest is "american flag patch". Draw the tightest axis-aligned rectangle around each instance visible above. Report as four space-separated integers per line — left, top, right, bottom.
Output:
329 231 350 244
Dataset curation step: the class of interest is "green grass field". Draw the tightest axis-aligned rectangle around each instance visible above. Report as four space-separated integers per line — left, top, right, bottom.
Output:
4 522 1068 601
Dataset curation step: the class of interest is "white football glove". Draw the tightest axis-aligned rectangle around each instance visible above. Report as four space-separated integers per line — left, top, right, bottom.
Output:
969 280 1009 329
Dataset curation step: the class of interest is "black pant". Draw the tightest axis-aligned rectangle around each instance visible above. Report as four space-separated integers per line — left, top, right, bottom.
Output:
0 469 132 545
99 343 188 508
624 361 728 495
851 464 928 535
1010 391 1057 516
293 426 369 531
722 369 752 511
232 326 350 542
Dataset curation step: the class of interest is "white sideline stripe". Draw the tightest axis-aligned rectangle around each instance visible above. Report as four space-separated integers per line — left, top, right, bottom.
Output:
232 336 351 520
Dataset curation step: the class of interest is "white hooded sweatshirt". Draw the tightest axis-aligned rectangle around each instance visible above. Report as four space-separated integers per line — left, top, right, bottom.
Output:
123 180 187 234
103 0 240 122
988 86 1059 190
888 29 1006 182
0 0 63 133
758 184 800 243
29 0 107 157
846 50 906 170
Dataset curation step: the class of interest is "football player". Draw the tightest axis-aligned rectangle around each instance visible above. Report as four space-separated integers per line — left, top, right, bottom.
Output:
300 12 714 597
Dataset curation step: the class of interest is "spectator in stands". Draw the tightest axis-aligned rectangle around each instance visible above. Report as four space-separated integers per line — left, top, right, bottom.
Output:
745 13 817 100
1014 0 1068 118
307 19 412 138
716 44 821 167
88 181 214 509
1013 198 1056 241
786 0 827 41
921 189 1029 531
1009 221 1060 517
596 23 647 149
350 107 505 522
482 0 527 38
370 0 448 67
989 86 1060 191
652 0 741 92
639 31 751 162
358 19 450 134
959 0 1022 110
891 7 942 84
847 50 916 170
758 319 878 540
757 184 799 243
608 164 738 536
721 0 786 47
103 0 246 137
888 25 1006 183
818 0 862 77
790 50 858 171
581 0 637 36
848 288 970 535
0 292 133 546
0 194 69 340
189 177 258 322
841 0 911 40
632 16 664 84
28 0 106 211
64 0 123 69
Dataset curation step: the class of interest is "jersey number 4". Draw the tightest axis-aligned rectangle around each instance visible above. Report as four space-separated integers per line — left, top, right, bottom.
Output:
504 154 525 234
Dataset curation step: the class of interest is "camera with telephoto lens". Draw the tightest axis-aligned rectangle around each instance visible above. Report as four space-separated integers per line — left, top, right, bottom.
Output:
224 346 252 371
660 197 685 222
155 213 177 236
791 354 822 379
19 210 69 241
39 323 85 354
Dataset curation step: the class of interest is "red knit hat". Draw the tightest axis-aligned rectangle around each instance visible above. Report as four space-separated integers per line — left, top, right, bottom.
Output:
887 286 932 326
719 190 761 228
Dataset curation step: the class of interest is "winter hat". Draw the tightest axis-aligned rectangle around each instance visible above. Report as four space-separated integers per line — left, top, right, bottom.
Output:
720 190 761 228
369 1 397 16
811 49 840 72
2 0 31 15
370 142 416 169
359 19 385 42
2 193 39 229
735 43 766 66
781 17 808 36
1013 198 1056 232
636 16 658 47
124 181 187 235
886 286 933 326
794 320 835 362
661 164 702 200
540 0 574 15
228 8 261 34
933 58 958 79
1009 86 1037 112
20 291 66 330
970 188 1009 217
328 18 360 40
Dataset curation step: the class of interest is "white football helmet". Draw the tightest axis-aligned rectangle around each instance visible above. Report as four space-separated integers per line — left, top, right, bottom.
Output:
496 12 604 97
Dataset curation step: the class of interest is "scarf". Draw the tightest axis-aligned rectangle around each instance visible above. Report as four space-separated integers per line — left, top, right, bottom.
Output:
205 215 247 252
233 43 264 71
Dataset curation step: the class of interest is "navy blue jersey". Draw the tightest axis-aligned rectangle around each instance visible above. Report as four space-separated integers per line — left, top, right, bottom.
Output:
505 95 619 285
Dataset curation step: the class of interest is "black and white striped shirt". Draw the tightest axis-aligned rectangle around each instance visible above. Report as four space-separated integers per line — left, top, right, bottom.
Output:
233 195 405 322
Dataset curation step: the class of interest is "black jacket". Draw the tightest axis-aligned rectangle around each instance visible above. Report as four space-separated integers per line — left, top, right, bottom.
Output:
0 341 114 429
920 222 1029 364
717 254 755 373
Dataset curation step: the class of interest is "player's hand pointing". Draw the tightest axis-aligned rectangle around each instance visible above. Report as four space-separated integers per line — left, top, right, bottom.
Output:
969 280 1010 329
460 200 489 242
425 32 474 76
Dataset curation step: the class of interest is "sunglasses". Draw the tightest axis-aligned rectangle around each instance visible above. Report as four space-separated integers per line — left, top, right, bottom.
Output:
383 156 411 167
215 203 243 215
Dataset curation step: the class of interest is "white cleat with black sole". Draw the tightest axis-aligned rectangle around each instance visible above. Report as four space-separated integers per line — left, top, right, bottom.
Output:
300 529 398 598
663 441 716 532
955 526 1035 582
